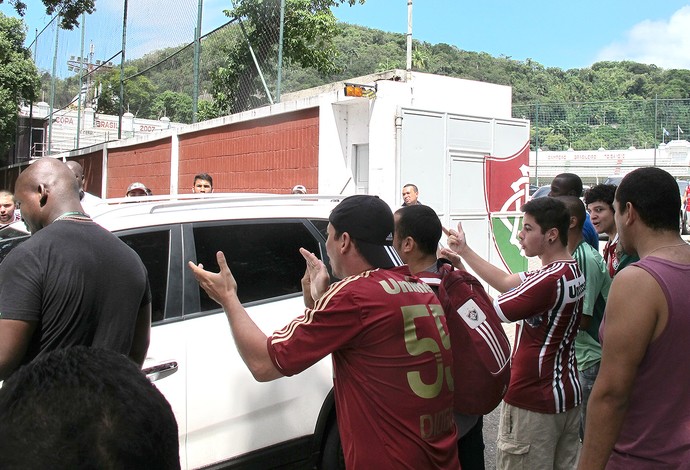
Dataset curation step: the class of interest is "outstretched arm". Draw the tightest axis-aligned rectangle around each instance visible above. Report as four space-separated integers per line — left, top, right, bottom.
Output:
188 252 282 382
443 223 521 293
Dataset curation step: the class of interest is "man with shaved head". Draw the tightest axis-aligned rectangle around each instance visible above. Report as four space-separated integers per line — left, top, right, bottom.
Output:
0 158 151 380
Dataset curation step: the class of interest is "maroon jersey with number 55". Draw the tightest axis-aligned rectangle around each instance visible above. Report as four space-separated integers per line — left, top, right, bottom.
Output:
268 266 460 470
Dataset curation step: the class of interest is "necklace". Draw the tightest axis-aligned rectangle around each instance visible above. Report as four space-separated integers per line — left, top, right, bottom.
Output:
52 211 91 224
646 242 689 257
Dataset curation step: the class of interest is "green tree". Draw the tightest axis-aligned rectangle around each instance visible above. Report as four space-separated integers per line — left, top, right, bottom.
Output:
0 12 39 158
209 0 364 116
1 0 94 29
94 67 156 118
151 90 193 123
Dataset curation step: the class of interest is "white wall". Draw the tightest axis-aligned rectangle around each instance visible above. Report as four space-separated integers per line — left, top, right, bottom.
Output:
313 72 515 209
408 72 512 118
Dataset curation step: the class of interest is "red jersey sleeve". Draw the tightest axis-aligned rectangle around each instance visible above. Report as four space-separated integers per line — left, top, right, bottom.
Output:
267 276 364 376
494 268 559 322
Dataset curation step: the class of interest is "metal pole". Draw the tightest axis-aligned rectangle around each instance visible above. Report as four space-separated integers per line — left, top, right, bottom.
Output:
118 0 129 139
192 0 203 123
654 94 658 166
535 103 540 185
276 0 285 102
48 16 60 156
238 19 273 105
76 13 85 148
33 28 38 62
406 0 412 77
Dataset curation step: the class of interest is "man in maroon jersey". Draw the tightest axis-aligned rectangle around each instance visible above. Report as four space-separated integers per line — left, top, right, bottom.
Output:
189 195 459 469
444 196 584 469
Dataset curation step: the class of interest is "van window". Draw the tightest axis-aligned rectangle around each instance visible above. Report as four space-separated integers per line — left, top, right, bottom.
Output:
119 230 171 323
193 221 320 309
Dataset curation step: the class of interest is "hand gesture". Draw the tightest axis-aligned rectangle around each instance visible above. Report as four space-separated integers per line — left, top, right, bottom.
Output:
439 247 467 271
299 248 330 304
188 251 238 307
443 222 468 256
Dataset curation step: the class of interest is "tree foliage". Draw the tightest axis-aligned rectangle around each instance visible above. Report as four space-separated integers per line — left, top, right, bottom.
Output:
34 16 690 151
93 66 156 118
209 0 364 116
1 0 94 29
0 12 39 157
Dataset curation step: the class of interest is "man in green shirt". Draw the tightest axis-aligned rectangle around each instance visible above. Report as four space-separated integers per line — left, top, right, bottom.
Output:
558 196 611 441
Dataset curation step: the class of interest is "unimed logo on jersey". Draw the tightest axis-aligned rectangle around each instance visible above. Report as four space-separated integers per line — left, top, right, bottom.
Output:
484 142 530 274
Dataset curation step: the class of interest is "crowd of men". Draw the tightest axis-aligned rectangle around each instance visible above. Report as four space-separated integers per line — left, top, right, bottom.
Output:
0 161 688 469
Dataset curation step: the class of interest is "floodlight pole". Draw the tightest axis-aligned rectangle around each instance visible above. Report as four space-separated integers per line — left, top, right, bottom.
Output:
76 13 86 148
48 15 60 156
276 0 286 102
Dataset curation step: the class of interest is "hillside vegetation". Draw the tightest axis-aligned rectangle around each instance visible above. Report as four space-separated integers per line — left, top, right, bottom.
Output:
44 23 690 150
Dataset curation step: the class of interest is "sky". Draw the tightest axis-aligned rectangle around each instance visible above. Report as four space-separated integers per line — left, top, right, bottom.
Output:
3 0 690 73
331 0 690 70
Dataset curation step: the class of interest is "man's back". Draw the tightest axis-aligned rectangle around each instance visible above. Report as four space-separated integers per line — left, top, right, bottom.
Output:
268 266 458 469
0 219 149 364
605 257 690 468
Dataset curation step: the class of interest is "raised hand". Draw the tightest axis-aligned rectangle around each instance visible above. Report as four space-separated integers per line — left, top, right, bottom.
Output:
442 221 468 256
188 251 238 306
299 248 330 304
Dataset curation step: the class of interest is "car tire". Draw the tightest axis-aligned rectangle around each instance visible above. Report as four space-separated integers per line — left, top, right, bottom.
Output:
319 419 345 470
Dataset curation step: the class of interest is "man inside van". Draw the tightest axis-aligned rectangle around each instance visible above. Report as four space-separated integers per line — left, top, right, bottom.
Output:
189 195 460 469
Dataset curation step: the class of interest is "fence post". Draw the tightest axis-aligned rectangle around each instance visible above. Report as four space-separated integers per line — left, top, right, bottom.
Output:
535 102 539 185
193 0 203 123
276 0 285 102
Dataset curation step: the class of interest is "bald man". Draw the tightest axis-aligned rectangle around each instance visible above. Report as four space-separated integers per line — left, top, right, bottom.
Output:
0 158 151 380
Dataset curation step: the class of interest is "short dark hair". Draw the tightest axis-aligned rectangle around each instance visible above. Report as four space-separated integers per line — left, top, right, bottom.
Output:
402 183 418 193
553 173 584 197
521 196 569 246
556 195 586 231
616 167 680 231
395 205 442 256
583 183 617 209
0 346 180 470
194 173 213 186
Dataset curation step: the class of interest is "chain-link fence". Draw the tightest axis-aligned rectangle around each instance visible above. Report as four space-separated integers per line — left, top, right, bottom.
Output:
513 98 690 151
22 0 291 156
19 1 690 160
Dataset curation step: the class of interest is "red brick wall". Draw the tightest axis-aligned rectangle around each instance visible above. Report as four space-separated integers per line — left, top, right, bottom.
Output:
178 108 319 194
107 138 172 198
67 151 104 197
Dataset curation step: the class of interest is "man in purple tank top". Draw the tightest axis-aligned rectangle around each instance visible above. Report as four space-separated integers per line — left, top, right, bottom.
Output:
579 167 690 469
